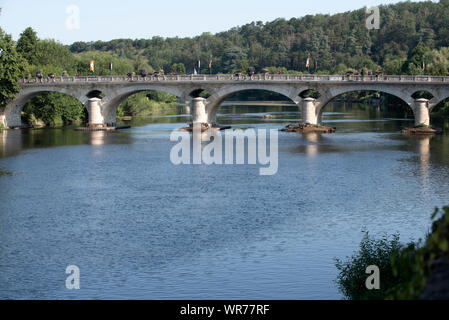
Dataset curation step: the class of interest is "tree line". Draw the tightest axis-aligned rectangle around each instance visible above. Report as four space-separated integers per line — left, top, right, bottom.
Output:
67 0 449 76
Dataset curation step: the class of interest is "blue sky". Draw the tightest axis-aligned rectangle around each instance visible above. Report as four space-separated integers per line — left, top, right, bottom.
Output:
0 0 434 44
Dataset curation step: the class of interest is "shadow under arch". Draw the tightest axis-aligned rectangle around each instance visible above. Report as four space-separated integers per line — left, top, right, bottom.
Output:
189 88 211 98
316 89 414 122
430 97 449 129
86 90 105 99
206 88 299 124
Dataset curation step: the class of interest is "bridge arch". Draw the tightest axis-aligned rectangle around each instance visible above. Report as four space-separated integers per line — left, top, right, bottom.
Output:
431 96 449 114
317 86 414 110
431 95 449 112
205 85 304 123
315 86 417 122
99 85 186 125
3 87 86 128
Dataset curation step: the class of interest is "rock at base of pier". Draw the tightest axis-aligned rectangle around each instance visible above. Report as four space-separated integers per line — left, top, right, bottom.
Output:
281 122 336 133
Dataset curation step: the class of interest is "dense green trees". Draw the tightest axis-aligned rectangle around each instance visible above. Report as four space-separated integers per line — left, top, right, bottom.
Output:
221 47 248 73
22 92 86 126
0 27 25 110
117 91 177 117
6 1 449 80
75 51 135 76
170 63 186 74
16 27 38 65
65 1 449 76
8 1 449 79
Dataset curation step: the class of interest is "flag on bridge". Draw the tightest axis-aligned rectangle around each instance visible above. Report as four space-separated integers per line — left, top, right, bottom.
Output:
109 62 113 71
306 57 310 69
90 60 95 72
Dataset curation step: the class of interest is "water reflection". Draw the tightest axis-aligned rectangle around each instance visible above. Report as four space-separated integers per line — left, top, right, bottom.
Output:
0 129 23 158
412 135 432 190
302 133 322 157
89 131 106 146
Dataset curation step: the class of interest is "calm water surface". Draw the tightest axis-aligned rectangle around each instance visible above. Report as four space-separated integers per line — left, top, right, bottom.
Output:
1 103 449 299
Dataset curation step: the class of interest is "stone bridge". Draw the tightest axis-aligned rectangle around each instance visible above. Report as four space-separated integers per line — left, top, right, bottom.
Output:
2 74 449 128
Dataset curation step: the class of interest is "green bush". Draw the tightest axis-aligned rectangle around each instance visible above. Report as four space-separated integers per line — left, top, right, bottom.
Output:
117 91 177 117
335 206 449 300
335 232 403 300
388 206 449 299
23 92 86 126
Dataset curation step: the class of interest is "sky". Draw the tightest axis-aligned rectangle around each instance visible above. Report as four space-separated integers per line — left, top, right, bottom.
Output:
0 0 436 44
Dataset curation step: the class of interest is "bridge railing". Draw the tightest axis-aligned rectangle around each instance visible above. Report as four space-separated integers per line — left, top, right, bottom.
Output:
20 74 449 84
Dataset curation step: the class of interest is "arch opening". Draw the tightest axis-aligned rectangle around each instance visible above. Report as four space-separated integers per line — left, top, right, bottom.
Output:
86 90 105 99
322 90 411 115
211 89 297 124
411 91 434 100
299 89 321 99
430 97 449 130
114 90 182 123
22 91 87 127
318 90 414 128
189 89 211 99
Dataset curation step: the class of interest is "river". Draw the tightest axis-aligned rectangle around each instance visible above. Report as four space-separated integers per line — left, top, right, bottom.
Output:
1 102 449 299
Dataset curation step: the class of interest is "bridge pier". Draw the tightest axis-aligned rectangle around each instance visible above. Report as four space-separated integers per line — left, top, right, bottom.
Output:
86 97 106 128
301 97 319 125
190 97 208 124
2 107 23 128
412 98 430 127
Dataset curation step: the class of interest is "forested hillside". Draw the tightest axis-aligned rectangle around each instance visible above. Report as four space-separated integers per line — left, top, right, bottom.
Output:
68 1 449 75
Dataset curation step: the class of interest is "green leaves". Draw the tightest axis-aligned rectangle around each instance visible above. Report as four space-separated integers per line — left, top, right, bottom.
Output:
336 206 449 300
75 51 134 76
0 27 26 109
221 47 248 74
335 231 403 300
16 27 38 65
22 92 86 126
117 91 177 117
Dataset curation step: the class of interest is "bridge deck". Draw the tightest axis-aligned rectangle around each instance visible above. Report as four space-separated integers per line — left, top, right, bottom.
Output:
20 74 449 85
